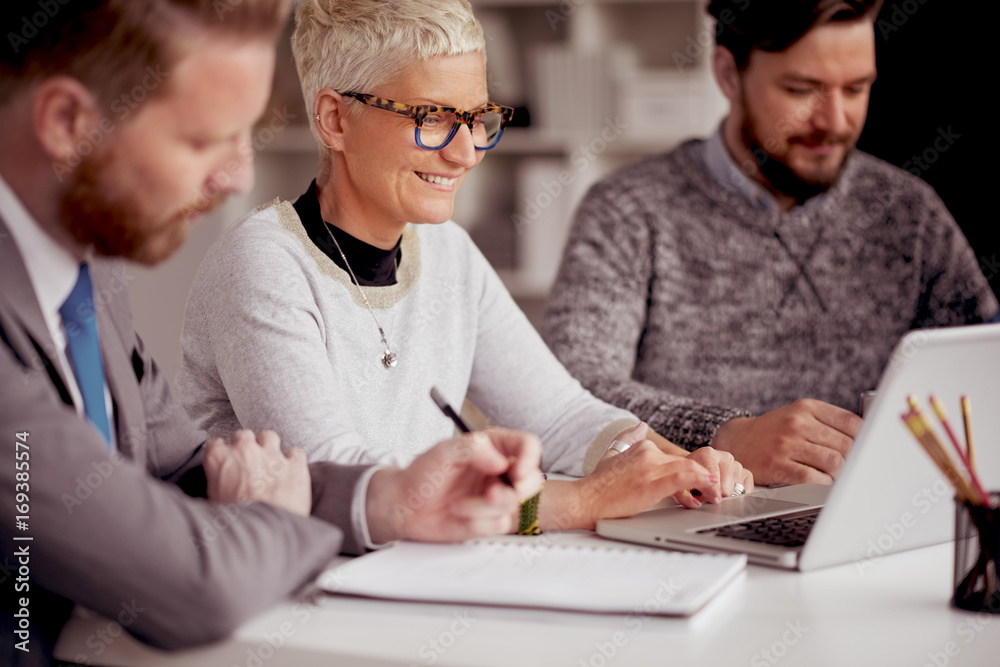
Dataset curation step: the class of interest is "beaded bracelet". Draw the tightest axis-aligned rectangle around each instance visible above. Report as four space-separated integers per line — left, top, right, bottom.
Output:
517 475 545 535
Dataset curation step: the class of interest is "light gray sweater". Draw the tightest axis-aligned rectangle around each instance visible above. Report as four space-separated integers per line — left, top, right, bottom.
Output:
542 141 999 450
176 198 636 476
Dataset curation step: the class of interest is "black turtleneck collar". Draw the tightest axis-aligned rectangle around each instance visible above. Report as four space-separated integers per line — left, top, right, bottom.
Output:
292 180 401 287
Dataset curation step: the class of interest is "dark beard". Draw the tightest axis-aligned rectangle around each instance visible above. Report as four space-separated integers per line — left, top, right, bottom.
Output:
740 108 852 206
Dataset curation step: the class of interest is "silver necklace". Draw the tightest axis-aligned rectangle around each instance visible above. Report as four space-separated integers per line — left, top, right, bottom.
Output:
323 223 398 369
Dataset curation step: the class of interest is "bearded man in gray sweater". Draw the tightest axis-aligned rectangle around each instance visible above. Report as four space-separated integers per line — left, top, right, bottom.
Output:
542 0 999 486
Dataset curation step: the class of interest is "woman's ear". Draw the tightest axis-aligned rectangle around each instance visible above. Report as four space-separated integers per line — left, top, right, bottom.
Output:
313 88 349 152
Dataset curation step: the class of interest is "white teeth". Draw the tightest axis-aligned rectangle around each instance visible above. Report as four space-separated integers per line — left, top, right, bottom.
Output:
418 173 457 186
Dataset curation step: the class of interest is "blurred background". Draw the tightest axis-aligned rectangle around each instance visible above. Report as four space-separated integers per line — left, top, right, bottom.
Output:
129 0 995 383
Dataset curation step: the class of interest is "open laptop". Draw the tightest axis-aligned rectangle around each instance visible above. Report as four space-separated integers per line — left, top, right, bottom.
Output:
597 323 1000 571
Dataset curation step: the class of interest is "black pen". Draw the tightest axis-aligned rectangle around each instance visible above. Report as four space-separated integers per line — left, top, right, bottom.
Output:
430 386 514 487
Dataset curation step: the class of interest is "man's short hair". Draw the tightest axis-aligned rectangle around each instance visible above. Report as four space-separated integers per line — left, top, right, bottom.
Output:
708 0 884 69
0 0 290 108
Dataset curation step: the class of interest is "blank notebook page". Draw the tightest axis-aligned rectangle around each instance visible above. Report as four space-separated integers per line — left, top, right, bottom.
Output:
319 540 746 616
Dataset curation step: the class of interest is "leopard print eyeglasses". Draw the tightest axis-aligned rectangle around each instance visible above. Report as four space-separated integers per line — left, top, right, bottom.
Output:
341 92 515 151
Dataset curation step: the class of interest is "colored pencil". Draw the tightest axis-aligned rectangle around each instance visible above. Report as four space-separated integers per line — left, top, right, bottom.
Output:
960 395 976 472
901 410 980 506
928 395 990 504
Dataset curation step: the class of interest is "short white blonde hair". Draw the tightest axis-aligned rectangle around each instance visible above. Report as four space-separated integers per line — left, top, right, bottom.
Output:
292 0 486 157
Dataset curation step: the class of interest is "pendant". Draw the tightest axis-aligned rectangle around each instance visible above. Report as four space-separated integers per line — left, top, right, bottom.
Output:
382 350 398 369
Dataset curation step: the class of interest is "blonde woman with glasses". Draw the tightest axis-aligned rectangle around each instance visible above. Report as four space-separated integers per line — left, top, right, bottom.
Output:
177 0 752 544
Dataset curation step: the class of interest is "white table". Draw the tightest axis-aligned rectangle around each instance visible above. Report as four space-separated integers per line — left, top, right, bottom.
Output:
54 534 998 667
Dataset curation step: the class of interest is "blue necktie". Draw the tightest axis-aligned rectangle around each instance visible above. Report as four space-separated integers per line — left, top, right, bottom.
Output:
60 264 113 448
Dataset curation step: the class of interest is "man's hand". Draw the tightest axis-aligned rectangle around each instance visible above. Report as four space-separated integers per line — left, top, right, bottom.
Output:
365 428 544 545
711 399 862 485
203 429 312 516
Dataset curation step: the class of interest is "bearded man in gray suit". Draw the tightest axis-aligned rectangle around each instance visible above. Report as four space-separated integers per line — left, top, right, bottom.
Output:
0 2 542 665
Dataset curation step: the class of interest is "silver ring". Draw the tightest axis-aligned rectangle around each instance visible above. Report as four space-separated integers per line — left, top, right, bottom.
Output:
731 482 746 497
607 440 631 454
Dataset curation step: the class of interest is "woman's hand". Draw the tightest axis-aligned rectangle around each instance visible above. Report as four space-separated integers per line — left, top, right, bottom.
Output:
537 423 754 531
623 421 754 501
582 435 719 519
685 446 754 499
539 429 720 531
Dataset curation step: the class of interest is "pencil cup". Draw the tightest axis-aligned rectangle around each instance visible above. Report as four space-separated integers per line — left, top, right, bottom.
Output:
953 492 1000 613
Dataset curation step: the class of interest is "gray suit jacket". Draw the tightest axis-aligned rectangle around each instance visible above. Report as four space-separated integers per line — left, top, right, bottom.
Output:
0 215 371 667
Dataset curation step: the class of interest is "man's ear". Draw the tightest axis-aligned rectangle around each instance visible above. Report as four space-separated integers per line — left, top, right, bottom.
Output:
312 88 350 153
712 46 742 107
32 76 102 165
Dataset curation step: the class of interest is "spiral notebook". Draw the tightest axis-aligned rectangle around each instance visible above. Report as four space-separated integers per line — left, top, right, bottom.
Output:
318 538 746 616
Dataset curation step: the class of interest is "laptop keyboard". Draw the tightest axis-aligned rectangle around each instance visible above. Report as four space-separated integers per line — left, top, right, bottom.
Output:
697 510 820 548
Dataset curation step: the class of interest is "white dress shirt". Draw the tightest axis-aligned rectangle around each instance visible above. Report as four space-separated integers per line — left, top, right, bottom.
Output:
0 174 116 447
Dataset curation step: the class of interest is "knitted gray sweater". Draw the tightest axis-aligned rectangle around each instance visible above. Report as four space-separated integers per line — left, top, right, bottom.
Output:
542 140 998 450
